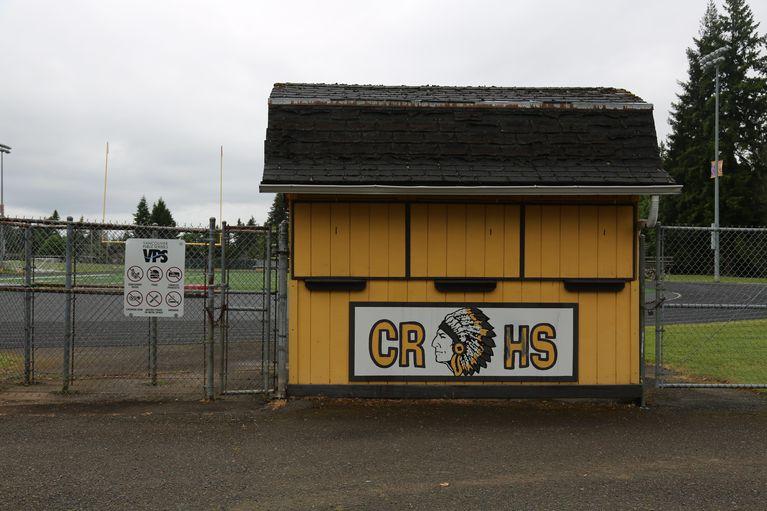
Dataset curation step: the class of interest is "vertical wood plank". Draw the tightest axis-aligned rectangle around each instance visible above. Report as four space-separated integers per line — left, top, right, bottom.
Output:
578 206 599 277
297 284 312 384
406 280 428 301
503 205 521 278
630 279 640 384
578 292 598 384
427 204 447 277
501 281 522 301
409 203 428 277
597 206 617 278
310 203 331 276
540 205 561 277
293 202 311 276
596 291 617 384
349 203 370 277
615 286 631 384
388 204 406 277
446 204 467 276
616 205 634 278
465 204 486 277
330 202 350 277
524 205 542 277
309 290 330 383
560 205 580 278
369 203 389 277
328 291 349 384
485 204 504 277
288 279 299 384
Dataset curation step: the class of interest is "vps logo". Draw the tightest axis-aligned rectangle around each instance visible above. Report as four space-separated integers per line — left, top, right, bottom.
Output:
143 249 168 263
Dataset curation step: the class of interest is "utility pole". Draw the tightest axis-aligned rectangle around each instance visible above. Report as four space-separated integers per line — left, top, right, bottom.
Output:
101 142 109 223
700 45 728 282
0 144 11 270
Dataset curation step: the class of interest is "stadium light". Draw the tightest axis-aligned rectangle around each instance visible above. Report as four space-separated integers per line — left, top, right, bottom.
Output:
700 45 728 282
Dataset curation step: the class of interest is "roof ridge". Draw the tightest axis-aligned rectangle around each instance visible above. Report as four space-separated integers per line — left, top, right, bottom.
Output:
269 83 649 107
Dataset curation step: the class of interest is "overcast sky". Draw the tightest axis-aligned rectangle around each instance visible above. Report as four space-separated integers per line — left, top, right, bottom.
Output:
1 0 765 226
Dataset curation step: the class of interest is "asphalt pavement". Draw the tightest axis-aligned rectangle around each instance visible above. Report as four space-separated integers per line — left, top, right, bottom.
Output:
1 388 766 510
646 281 767 324
0 291 276 348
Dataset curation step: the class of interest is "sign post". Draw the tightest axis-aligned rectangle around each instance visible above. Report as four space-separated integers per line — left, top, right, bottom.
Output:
124 238 186 318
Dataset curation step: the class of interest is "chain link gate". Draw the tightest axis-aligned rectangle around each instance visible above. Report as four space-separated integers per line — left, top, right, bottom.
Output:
652 224 767 389
0 216 288 399
217 222 279 394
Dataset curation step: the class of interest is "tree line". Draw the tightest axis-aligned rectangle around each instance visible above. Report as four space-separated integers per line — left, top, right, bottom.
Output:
660 0 767 226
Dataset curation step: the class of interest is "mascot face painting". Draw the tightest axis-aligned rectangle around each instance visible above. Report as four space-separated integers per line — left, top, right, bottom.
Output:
430 307 496 376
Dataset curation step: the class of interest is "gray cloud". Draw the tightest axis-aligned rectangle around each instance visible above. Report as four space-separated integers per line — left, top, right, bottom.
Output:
1 0 764 224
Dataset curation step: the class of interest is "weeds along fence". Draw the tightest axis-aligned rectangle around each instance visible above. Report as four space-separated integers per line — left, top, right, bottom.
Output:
0 216 288 399
652 225 767 388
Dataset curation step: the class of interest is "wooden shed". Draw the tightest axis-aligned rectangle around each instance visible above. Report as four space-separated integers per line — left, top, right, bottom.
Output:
260 83 680 400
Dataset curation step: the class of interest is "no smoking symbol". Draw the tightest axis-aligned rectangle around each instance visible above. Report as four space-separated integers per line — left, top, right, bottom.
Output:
146 291 162 307
126 291 143 306
166 291 182 307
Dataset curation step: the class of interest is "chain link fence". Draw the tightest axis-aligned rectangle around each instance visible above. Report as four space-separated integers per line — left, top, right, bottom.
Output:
651 225 767 388
0 216 288 399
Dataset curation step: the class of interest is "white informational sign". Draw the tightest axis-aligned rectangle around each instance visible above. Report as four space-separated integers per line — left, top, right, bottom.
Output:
351 303 577 381
123 238 186 318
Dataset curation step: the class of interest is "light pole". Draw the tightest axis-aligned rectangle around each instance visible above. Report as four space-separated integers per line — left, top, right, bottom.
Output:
700 46 727 282
0 144 11 270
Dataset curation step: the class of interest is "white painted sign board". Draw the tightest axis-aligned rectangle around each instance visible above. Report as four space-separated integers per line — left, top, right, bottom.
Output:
351 302 577 381
123 238 186 318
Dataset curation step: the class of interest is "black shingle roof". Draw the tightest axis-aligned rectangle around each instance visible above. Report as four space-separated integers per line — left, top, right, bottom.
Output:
270 83 649 106
262 83 676 189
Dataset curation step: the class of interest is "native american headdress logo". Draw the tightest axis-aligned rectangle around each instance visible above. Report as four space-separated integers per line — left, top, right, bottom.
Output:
431 307 496 376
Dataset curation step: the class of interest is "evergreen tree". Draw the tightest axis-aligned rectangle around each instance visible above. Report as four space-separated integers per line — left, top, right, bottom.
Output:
265 193 288 228
49 210 60 221
662 0 767 226
149 198 176 227
133 196 151 225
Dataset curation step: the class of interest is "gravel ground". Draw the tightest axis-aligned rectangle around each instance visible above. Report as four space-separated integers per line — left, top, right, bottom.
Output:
1 387 766 510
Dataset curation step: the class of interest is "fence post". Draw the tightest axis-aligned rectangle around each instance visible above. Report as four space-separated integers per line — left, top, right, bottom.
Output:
263 229 273 391
654 225 663 388
638 233 646 404
62 217 74 392
219 221 227 393
276 221 288 399
205 217 216 400
149 226 159 386
23 225 33 384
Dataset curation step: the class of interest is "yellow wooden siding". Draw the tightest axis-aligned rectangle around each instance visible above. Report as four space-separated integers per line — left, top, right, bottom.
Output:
524 204 634 278
286 199 639 387
289 281 639 385
292 202 406 277
410 203 521 278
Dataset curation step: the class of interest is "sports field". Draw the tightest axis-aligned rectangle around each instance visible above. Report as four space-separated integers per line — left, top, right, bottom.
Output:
645 319 767 385
0 261 275 291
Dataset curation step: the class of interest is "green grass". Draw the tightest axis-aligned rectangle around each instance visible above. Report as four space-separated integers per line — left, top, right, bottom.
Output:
664 274 767 284
645 319 767 384
0 352 20 372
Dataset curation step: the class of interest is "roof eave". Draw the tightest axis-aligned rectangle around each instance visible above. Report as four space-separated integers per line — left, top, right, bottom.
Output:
259 183 682 196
